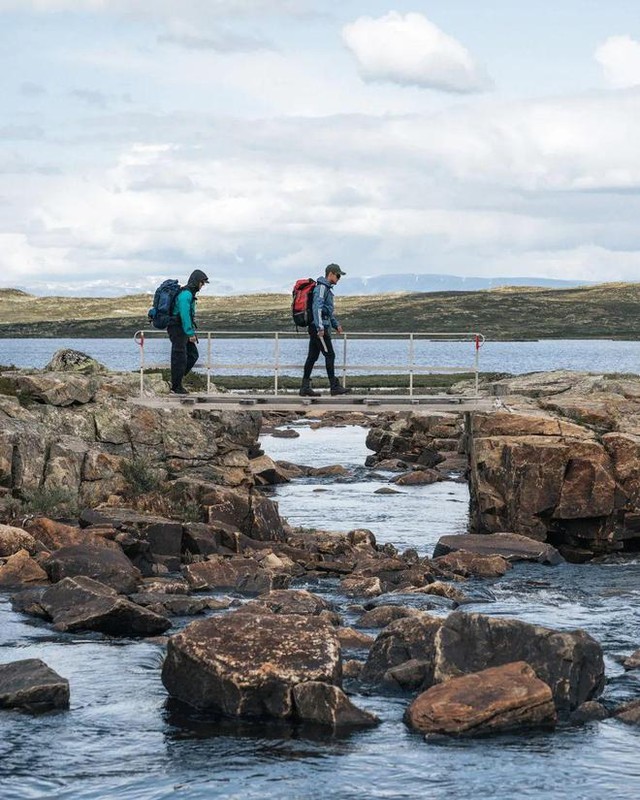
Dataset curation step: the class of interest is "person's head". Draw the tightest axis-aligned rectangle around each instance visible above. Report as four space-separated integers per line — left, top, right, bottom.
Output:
325 263 346 286
187 269 209 292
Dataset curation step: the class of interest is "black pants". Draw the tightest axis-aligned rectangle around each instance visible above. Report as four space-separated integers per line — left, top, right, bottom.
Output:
303 325 335 382
168 324 199 389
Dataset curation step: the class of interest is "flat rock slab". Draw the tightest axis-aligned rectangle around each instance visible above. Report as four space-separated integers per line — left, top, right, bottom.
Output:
0 658 69 712
405 661 556 736
433 533 563 565
162 611 341 719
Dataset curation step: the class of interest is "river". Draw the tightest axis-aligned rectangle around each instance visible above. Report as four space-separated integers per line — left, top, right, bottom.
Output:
1 425 639 799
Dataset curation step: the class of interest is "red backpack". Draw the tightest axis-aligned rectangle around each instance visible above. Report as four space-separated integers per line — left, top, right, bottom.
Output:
291 278 316 328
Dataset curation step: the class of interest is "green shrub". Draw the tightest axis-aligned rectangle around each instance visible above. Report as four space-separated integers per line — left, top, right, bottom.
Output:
121 456 162 496
22 487 79 518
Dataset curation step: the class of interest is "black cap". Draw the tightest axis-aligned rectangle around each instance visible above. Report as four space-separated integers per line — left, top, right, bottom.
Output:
325 263 346 277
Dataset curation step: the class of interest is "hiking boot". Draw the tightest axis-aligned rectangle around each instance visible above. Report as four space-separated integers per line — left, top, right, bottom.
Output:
330 381 351 396
171 386 189 395
299 379 320 397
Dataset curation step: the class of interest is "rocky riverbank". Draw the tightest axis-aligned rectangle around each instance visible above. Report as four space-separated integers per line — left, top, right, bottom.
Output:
0 355 639 739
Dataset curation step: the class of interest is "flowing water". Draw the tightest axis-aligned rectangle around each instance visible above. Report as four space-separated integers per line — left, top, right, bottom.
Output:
1 425 640 799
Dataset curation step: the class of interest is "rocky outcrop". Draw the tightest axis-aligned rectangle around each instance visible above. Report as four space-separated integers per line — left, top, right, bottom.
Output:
42 543 141 594
433 532 563 565
0 549 49 587
434 612 604 712
0 658 70 712
405 661 556 736
161 611 341 718
293 682 379 728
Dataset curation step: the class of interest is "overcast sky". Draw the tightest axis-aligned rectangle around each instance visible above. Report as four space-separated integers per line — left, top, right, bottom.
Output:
2 0 640 295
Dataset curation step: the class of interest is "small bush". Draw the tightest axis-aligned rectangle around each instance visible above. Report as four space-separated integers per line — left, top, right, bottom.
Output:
22 487 79 518
121 456 162 497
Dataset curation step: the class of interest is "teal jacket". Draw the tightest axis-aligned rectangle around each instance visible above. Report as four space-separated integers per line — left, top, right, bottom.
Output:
174 288 197 336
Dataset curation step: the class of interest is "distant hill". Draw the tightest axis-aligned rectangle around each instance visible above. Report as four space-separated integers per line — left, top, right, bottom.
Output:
1 282 640 340
321 273 597 295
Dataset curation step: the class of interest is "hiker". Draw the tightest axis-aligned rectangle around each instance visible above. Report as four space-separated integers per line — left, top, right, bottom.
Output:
300 263 351 397
168 269 209 394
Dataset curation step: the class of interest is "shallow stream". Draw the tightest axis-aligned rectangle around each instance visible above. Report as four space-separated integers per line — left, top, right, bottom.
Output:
1 425 639 799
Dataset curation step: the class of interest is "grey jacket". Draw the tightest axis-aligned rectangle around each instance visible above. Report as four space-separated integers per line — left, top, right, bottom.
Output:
312 276 340 331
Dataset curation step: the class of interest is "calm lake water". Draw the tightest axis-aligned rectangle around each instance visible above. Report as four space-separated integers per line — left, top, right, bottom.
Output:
1 337 640 376
1 426 639 799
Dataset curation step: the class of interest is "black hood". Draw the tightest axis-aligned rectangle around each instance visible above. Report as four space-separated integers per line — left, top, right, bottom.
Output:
187 269 209 291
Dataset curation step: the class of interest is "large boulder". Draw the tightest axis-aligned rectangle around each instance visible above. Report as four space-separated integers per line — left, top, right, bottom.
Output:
0 524 37 556
26 517 117 552
433 533 563 565
42 543 141 594
361 615 443 688
44 349 106 375
0 658 70 712
0 549 49 587
182 555 289 594
433 612 605 712
162 611 341 719
40 576 170 636
405 661 556 736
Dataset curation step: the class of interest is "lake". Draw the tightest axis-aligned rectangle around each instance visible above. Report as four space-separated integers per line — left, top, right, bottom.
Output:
1 336 640 376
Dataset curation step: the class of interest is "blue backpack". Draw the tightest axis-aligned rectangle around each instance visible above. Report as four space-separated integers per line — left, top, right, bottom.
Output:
148 279 181 329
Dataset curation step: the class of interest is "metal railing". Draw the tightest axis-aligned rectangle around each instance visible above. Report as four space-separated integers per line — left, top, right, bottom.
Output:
133 329 485 398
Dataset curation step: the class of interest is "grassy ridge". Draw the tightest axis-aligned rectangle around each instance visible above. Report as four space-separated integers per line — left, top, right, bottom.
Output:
2 282 640 339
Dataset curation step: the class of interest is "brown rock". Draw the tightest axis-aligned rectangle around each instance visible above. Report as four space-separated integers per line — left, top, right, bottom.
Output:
613 698 640 725
161 611 341 718
355 605 419 629
182 555 288 594
26 517 118 552
337 627 375 649
339 576 383 598
622 649 640 671
405 661 556 736
433 549 510 578
0 658 70 712
392 469 440 486
42 543 141 594
0 524 37 557
0 549 49 587
293 682 379 728
433 533 562 565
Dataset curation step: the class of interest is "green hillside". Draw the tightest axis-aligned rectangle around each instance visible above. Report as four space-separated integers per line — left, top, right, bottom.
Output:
1 282 639 339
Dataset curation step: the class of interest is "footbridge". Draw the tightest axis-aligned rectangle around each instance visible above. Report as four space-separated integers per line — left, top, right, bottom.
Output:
132 329 492 412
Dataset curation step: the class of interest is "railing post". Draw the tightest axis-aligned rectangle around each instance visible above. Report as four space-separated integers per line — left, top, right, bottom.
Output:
274 332 280 396
136 331 145 398
409 333 414 397
474 334 480 399
342 332 347 388
206 332 212 395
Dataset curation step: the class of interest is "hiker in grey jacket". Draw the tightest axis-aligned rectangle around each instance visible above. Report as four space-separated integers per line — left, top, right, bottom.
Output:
167 269 209 394
300 263 350 397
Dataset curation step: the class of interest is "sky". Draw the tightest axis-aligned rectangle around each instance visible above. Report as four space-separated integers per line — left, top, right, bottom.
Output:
2 0 640 295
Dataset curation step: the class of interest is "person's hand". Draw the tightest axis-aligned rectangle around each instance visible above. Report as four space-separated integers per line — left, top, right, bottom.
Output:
336 325 344 335
189 336 197 343
317 328 324 337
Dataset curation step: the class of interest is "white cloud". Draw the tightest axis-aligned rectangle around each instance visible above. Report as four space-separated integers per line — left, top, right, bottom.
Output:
596 35 640 89
342 11 491 93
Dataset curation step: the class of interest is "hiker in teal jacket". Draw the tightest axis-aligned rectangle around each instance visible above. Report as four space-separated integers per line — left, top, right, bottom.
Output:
167 269 209 394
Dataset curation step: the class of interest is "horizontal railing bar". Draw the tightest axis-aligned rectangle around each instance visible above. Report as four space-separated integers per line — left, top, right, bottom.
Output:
135 329 484 339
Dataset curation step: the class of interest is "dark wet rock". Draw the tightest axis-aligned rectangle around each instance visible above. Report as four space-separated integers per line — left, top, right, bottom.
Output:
434 611 605 712
0 658 70 712
613 698 640 725
182 523 226 557
293 682 379 728
361 615 443 687
40 576 171 636
248 589 332 616
569 701 609 725
347 529 378 550
405 661 556 737
384 659 433 691
44 349 107 375
271 428 300 439
374 487 404 495
392 469 440 486
622 649 640 670
372 458 410 471
0 524 37 557
0 549 49 587
433 533 563 565
128 593 211 616
162 611 341 718
182 555 289 594
433 549 511 578
355 605 419 629
343 659 364 679
42 543 141 594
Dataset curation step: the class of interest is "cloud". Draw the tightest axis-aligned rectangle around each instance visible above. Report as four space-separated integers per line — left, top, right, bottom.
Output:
158 19 273 52
20 81 47 97
596 35 640 89
342 11 492 93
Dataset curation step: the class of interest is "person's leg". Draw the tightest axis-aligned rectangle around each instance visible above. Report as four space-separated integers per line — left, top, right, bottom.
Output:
168 325 188 391
322 333 336 382
185 341 199 376
301 326 321 396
